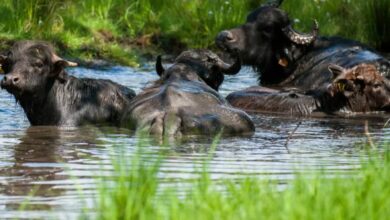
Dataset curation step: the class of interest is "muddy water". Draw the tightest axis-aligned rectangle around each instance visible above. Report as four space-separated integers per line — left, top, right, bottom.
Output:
0 65 389 219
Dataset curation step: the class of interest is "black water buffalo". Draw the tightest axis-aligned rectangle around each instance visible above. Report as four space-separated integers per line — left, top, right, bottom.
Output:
227 64 390 115
121 49 254 136
216 0 390 89
0 41 135 126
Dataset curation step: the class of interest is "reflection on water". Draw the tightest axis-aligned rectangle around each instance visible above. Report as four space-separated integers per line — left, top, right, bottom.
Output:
0 64 389 218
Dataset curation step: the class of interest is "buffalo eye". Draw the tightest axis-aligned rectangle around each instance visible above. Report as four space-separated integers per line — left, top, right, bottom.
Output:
259 25 273 38
33 61 44 68
345 82 355 91
372 83 382 90
288 93 299 98
261 26 273 33
207 56 216 64
1 61 12 73
355 78 365 85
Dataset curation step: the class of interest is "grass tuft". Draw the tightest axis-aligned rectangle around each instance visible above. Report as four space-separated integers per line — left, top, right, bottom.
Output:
91 138 390 220
0 0 388 65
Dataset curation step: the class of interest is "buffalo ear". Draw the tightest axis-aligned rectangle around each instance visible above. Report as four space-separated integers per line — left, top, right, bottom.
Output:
52 53 78 68
328 64 345 79
0 55 6 63
0 55 8 74
51 54 78 80
156 55 165 77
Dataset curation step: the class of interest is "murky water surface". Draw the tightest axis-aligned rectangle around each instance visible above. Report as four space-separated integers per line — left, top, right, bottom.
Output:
0 64 389 219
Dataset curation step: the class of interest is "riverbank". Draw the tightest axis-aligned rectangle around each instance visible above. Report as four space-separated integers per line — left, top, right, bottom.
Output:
0 0 389 66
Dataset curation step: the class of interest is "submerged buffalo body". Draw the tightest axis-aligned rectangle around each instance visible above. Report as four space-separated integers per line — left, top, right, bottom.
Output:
122 49 254 136
0 41 135 126
216 1 390 89
227 64 390 115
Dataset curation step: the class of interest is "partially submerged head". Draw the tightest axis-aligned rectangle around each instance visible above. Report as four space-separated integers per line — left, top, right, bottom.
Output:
0 40 77 99
155 49 241 90
327 63 390 112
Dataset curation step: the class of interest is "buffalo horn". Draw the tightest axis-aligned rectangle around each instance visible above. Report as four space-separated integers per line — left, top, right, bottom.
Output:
215 55 241 75
52 53 78 67
156 55 165 76
283 19 319 45
328 64 345 78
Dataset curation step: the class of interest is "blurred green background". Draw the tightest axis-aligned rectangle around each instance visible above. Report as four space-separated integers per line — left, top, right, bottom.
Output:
0 0 388 65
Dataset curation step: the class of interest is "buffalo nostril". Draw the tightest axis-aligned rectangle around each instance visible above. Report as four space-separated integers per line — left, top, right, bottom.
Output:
225 32 235 41
217 31 235 42
12 77 19 84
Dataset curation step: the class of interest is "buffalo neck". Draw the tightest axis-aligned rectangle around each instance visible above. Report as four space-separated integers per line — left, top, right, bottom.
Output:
18 78 63 125
163 64 205 83
257 41 298 85
309 87 361 114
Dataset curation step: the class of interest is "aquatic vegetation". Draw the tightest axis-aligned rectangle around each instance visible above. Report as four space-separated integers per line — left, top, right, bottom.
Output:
92 139 390 220
0 0 388 64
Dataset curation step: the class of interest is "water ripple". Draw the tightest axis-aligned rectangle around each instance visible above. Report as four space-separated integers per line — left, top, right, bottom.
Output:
0 66 388 218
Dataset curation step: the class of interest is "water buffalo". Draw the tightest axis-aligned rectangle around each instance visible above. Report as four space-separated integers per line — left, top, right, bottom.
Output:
0 41 135 126
227 64 390 115
216 0 390 89
121 49 254 136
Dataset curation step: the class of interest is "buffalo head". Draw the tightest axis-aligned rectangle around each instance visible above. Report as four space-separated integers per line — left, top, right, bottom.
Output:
328 64 390 112
155 49 241 90
215 1 318 84
0 41 77 99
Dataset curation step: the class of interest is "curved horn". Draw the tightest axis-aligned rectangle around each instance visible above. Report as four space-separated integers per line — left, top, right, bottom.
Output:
215 54 241 75
283 19 319 45
156 55 165 76
52 53 78 67
328 64 345 79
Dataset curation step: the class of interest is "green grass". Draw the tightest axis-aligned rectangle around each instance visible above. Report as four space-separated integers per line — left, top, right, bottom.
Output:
90 138 390 220
282 0 390 51
0 0 389 65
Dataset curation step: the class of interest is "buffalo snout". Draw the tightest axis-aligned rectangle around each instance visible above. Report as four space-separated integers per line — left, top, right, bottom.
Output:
216 31 236 44
1 73 21 90
216 29 242 53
